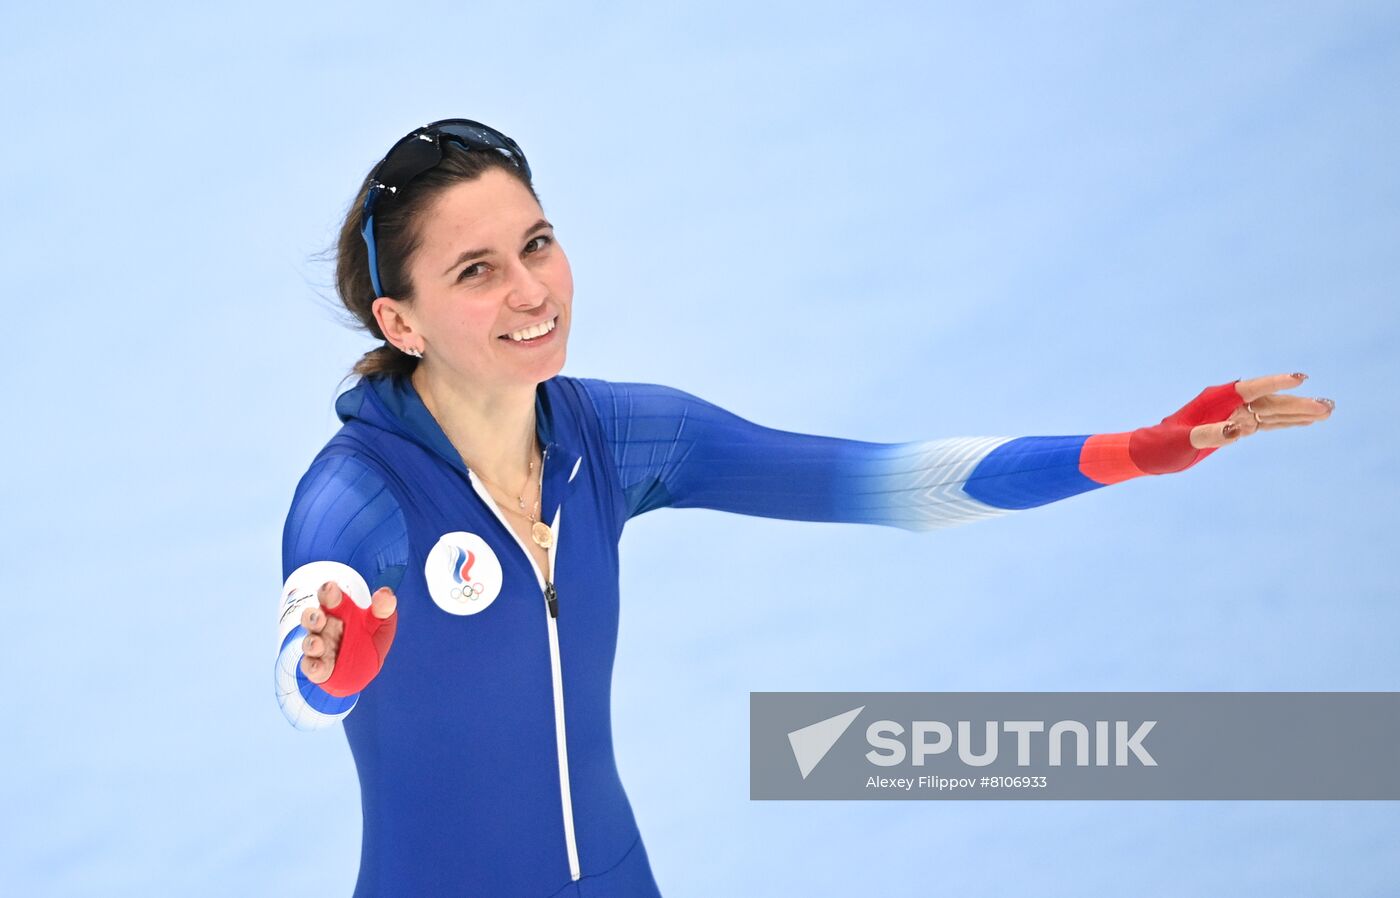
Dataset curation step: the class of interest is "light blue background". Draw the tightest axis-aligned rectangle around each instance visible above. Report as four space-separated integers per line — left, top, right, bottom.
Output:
3 2 1396 895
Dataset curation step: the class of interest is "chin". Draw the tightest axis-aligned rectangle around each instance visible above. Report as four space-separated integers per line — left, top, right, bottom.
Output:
522 344 567 385
541 347 567 381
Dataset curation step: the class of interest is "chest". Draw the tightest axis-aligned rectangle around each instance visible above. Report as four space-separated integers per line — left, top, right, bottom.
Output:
351 418 626 632
504 512 553 583
467 471 556 586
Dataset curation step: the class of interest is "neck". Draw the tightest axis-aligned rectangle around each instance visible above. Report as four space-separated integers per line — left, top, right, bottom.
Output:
410 363 541 488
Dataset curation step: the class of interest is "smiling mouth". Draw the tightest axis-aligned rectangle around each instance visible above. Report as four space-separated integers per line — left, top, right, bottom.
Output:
499 315 558 343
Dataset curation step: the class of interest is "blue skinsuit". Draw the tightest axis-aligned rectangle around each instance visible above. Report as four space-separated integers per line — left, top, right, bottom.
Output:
276 374 1119 896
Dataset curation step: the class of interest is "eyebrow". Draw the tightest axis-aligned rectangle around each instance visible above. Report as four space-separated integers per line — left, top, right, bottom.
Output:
442 219 553 276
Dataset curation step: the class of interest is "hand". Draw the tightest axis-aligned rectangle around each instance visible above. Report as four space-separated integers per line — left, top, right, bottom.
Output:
1189 372 1334 448
1088 372 1334 481
299 580 399 697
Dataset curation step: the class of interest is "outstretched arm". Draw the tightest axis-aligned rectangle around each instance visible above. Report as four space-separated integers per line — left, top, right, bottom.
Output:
276 454 409 731
578 373 1332 530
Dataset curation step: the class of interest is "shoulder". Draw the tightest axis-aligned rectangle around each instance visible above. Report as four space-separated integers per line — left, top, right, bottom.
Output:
282 450 408 584
561 376 708 420
288 450 395 515
549 374 614 411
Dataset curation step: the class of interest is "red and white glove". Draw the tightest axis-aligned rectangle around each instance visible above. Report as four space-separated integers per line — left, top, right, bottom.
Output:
316 584 398 697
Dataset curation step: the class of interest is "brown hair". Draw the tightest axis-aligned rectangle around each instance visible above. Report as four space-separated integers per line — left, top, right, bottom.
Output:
330 141 540 381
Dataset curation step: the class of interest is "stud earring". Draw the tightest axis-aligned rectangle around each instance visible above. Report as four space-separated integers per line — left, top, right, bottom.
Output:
402 345 423 358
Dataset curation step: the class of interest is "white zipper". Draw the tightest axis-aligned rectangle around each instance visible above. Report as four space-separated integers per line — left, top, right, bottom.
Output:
466 452 582 882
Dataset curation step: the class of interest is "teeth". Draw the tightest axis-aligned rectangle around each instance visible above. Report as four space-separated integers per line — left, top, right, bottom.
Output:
509 317 556 341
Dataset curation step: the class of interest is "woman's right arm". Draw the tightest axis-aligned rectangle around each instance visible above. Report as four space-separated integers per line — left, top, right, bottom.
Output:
275 453 410 732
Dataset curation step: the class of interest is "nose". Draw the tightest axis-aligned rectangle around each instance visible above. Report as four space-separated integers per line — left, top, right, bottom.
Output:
504 257 549 312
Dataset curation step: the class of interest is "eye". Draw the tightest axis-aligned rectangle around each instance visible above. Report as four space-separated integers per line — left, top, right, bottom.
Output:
525 234 553 253
457 262 487 282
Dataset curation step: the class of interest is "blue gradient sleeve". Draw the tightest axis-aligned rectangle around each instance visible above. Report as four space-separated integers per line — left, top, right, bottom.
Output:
276 453 410 732
577 379 1111 530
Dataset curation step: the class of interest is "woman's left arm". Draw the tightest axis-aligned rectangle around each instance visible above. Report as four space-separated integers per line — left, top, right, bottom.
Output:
577 373 1332 531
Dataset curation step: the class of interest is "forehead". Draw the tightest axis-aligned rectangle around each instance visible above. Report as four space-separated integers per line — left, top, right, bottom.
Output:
416 168 542 252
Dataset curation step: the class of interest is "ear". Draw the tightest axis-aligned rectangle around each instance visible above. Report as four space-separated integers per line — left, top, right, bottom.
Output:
371 296 416 351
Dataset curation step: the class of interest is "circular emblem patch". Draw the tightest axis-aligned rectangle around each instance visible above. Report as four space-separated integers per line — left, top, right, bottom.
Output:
424 531 504 615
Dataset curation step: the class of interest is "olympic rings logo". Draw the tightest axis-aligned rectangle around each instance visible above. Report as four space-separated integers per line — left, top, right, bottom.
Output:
450 581 485 602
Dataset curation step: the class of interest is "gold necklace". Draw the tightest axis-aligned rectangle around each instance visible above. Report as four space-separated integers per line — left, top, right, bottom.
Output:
470 436 553 549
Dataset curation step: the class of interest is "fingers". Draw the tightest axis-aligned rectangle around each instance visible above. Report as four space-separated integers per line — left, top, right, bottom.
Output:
1190 419 1245 449
1236 393 1334 431
1246 394 1335 418
300 650 334 683
1189 403 1260 448
1190 390 1334 448
300 619 342 683
1256 417 1321 429
300 580 349 685
1255 414 1325 425
302 628 339 660
1234 372 1308 403
299 582 344 633
299 602 323 633
319 580 345 609
370 586 397 620
1256 403 1334 424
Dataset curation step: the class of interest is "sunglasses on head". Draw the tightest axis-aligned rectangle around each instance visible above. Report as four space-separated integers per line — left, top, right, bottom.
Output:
360 119 532 298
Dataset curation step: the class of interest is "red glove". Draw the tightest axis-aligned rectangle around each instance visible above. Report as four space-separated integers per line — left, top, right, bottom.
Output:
1080 380 1244 484
1128 380 1245 474
319 587 399 698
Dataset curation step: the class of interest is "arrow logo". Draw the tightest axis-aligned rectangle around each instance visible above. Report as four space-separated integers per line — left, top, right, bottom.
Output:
788 706 865 779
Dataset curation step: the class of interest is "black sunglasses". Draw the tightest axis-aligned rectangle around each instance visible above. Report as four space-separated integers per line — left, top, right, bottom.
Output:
360 119 532 297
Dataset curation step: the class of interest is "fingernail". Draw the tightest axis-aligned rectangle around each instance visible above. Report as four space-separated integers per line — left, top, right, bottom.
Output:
1293 372 1307 380
1223 422 1239 439
1315 398 1334 410
309 612 320 625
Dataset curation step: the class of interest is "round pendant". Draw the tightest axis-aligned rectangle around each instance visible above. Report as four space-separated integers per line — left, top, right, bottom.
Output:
531 521 554 549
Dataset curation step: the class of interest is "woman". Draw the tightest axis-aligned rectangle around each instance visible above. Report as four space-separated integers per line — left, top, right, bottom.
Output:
274 119 1333 897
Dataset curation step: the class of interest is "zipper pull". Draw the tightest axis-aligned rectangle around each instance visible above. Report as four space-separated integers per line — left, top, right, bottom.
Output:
545 580 559 618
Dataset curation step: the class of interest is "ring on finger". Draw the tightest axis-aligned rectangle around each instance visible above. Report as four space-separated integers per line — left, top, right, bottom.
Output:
1246 402 1261 425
